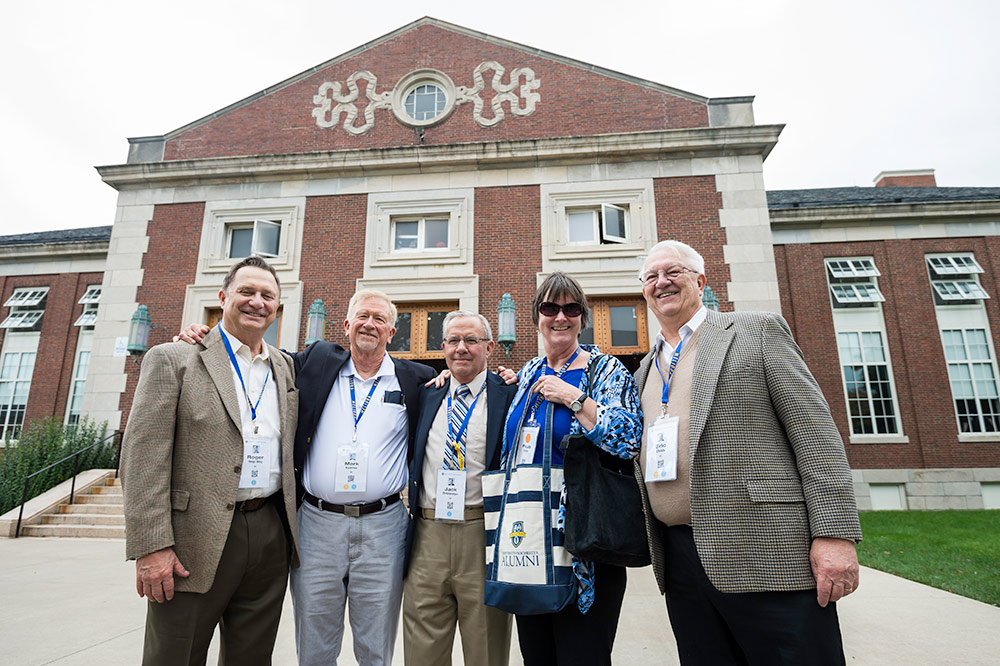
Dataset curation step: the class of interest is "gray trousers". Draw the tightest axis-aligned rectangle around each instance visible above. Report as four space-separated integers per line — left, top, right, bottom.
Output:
290 500 407 666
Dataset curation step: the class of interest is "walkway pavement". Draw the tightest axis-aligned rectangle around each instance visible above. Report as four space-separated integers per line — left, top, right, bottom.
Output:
1 536 998 665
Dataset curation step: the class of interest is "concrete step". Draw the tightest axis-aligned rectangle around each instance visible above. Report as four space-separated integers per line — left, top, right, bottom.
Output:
60 503 123 515
90 485 122 495
41 513 124 526
74 494 123 505
20 524 125 538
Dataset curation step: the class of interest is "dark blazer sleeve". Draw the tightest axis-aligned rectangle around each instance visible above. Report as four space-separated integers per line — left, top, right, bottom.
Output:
392 358 437 460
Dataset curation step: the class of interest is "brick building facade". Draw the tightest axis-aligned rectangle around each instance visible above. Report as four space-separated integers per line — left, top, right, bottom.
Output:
5 18 993 509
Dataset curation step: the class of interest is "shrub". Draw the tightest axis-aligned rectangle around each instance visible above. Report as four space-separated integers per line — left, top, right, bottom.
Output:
0 417 112 515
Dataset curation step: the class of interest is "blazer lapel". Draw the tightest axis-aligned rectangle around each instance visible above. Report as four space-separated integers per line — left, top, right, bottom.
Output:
484 372 506 470
201 328 243 435
689 311 735 458
413 384 447 476
634 350 655 394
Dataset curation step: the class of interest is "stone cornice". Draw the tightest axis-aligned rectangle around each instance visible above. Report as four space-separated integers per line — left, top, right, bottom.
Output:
98 125 782 190
0 240 109 262
769 199 1000 227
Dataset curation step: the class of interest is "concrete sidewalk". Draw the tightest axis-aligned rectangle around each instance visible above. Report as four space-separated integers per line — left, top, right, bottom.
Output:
1 537 997 665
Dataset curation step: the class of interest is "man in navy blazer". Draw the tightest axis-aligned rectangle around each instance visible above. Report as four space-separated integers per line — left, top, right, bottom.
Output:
402 311 516 666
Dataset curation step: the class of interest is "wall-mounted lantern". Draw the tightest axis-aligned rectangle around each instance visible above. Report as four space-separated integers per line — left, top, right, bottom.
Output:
305 299 328 346
497 293 516 358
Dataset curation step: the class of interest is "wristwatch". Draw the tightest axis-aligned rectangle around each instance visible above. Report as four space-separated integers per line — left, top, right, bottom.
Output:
569 392 587 413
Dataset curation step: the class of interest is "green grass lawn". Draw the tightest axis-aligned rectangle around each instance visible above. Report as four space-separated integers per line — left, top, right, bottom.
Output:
857 510 1000 607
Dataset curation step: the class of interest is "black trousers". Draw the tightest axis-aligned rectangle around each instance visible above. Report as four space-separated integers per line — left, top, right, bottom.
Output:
516 562 628 666
663 524 846 666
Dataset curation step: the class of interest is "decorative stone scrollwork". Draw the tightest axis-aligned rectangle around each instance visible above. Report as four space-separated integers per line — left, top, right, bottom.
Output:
311 62 541 134
456 61 541 128
311 71 392 135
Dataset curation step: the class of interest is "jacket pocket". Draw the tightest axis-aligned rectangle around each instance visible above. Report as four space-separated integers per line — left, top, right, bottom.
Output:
745 478 805 503
170 489 190 511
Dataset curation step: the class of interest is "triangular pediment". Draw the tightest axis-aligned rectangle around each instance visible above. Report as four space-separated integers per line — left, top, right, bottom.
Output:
161 17 712 161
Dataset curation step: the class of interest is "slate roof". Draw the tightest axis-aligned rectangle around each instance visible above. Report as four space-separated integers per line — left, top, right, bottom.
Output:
768 187 1000 210
0 226 113 247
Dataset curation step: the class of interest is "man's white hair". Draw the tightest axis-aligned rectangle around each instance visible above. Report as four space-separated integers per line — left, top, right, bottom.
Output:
442 310 492 340
347 288 398 327
640 240 706 277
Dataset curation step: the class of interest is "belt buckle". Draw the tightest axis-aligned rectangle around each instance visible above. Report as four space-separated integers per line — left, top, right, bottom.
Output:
344 504 361 518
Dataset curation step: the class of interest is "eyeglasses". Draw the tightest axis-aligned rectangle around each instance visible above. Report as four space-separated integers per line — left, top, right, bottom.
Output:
538 301 584 318
443 337 490 347
640 267 696 285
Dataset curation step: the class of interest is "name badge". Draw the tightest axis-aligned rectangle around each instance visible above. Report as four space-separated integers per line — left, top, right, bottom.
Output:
335 442 369 493
645 416 679 483
239 436 272 489
435 469 467 521
517 425 540 466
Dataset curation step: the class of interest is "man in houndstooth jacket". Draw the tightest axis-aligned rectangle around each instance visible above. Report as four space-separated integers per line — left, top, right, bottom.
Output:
632 240 862 666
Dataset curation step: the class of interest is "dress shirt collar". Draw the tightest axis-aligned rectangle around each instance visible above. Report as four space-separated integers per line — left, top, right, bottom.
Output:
342 352 396 380
218 323 270 362
655 306 707 354
449 369 488 398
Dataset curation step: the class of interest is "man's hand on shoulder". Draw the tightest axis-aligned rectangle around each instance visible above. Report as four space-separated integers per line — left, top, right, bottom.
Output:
810 536 859 607
173 324 210 345
136 547 190 603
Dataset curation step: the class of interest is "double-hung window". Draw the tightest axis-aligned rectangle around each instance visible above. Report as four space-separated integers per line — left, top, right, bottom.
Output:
391 216 450 252
566 204 629 245
227 219 281 259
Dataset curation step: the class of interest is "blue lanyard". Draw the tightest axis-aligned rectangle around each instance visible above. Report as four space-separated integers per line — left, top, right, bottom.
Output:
349 375 381 441
218 324 272 428
526 347 580 424
447 382 487 469
654 338 684 409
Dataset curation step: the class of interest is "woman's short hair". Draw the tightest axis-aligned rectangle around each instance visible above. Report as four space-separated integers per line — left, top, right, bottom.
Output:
531 271 591 330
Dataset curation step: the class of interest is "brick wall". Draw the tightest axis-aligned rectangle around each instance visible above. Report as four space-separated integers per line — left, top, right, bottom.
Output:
653 176 731 310
0 271 103 428
474 185 543 372
164 24 708 160
777 237 1000 470
119 202 205 428
297 193 369 348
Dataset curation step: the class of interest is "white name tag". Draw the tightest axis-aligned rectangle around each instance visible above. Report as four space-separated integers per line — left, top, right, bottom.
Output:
645 416 679 483
239 436 272 489
435 469 467 521
517 425 540 466
335 442 369 493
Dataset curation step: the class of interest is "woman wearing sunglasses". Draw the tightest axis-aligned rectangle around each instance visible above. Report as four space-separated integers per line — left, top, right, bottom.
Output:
498 271 642 665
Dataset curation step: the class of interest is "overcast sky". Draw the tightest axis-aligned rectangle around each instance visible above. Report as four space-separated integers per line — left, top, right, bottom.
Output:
2 0 997 237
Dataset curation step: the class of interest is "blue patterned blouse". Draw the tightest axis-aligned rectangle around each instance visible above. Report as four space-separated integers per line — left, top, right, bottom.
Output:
500 345 643 613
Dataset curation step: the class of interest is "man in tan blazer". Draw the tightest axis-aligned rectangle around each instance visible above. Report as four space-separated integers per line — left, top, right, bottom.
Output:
633 240 862 665
121 256 298 665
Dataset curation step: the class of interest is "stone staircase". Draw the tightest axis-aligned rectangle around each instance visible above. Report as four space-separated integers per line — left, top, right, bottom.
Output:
20 477 125 538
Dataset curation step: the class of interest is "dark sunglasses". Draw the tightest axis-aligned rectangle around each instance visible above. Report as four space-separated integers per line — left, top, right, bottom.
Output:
538 301 583 318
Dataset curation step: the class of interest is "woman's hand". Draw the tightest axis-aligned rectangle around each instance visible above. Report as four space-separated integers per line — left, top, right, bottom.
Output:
425 368 451 389
529 374 580 408
496 366 517 385
173 323 210 344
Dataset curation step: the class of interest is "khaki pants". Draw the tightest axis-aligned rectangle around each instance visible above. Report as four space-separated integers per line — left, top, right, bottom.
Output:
403 514 511 666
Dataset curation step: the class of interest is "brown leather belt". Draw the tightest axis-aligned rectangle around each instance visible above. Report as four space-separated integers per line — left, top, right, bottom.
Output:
303 491 400 517
420 507 485 520
235 494 276 512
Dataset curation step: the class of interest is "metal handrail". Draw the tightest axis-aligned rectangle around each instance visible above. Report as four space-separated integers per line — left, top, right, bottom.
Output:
14 430 122 538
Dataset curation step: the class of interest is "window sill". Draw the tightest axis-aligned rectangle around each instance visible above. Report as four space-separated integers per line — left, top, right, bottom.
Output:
848 435 910 445
958 433 1000 443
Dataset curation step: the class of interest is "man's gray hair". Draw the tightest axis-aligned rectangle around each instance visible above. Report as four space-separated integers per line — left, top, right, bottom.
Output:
347 288 398 327
442 310 492 340
641 240 706 277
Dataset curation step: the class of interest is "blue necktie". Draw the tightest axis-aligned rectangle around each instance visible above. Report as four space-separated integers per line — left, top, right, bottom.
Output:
445 384 471 470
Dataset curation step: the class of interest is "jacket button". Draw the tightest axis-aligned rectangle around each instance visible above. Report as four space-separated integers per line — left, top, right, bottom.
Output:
306 436 311 443
226 503 234 510
234 466 241 473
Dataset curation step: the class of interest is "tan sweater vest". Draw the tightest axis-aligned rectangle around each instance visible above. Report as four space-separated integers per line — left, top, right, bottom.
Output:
639 328 700 526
